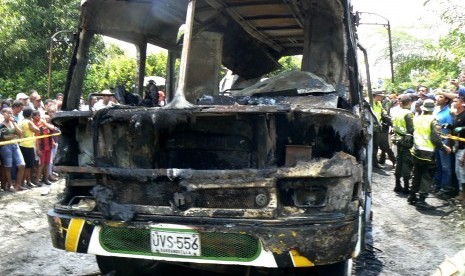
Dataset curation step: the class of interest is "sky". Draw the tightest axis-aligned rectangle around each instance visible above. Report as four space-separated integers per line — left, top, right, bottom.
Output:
352 0 446 81
352 0 428 28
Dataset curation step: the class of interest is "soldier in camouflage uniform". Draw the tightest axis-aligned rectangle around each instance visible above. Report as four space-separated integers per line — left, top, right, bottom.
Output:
392 95 414 194
372 91 394 169
408 99 451 210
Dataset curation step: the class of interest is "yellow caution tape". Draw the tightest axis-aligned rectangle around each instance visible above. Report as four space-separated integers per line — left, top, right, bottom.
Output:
0 132 61 146
441 134 465 142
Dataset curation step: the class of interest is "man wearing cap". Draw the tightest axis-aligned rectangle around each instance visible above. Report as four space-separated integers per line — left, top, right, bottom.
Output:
379 96 396 168
392 95 414 193
412 86 429 114
93 89 116 111
16 92 29 107
372 90 393 169
408 99 451 210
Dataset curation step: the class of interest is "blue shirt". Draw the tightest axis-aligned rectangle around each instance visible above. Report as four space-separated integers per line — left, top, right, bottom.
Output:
434 105 452 135
13 111 24 123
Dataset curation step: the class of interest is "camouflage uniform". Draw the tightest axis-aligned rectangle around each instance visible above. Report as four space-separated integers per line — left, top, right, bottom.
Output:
408 100 450 209
392 106 414 193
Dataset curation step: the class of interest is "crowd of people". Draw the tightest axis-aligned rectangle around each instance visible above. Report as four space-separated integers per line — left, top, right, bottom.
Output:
371 75 465 210
0 82 167 193
0 90 62 193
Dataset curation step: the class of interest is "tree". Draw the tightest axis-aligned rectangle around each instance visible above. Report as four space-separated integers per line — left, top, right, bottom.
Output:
86 44 136 93
424 0 465 32
266 56 301 77
0 0 81 98
389 29 465 92
146 52 168 78
381 1 465 92
84 43 170 97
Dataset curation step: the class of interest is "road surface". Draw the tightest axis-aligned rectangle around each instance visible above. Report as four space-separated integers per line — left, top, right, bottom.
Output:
1 166 464 275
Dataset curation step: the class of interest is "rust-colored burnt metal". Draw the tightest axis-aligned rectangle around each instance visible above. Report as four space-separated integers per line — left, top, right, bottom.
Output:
51 0 369 268
55 98 364 220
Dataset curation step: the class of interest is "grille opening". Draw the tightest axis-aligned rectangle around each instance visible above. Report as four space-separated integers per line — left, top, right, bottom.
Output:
109 180 270 209
192 188 270 209
100 226 260 260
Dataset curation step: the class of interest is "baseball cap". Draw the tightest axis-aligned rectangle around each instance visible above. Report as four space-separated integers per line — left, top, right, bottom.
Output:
425 93 436 101
403 89 415 94
16 92 28 100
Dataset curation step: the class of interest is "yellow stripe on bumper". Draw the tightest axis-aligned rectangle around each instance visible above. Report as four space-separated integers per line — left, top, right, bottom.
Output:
290 249 314 267
65 218 85 252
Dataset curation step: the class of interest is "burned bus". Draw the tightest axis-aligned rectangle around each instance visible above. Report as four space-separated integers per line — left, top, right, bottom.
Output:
48 0 374 275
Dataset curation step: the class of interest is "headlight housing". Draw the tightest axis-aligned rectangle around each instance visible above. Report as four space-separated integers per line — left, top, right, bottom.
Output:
293 186 327 207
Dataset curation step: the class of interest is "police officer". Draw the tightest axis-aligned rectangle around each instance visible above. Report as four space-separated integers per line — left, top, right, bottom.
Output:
378 94 396 168
392 95 414 193
372 90 392 169
408 99 451 210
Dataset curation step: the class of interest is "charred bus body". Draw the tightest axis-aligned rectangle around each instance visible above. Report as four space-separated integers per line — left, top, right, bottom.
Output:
48 0 374 275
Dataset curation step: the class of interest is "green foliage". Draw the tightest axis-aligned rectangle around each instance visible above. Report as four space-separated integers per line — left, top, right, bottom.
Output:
146 52 168 78
82 43 169 97
0 0 80 99
385 1 465 93
266 56 301 77
387 29 465 93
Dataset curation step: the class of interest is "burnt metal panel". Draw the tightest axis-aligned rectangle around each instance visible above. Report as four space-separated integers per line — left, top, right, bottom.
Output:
82 0 187 47
77 0 346 79
56 151 361 218
185 32 223 102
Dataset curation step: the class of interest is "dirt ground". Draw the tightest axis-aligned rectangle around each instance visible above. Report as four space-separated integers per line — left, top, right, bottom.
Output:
355 163 465 276
0 179 99 276
1 165 464 276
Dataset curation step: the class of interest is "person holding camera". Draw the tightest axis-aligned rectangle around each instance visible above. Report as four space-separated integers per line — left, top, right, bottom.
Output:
0 107 25 192
438 75 465 100
450 73 465 93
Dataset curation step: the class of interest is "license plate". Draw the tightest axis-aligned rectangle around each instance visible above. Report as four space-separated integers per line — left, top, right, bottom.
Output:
150 229 201 256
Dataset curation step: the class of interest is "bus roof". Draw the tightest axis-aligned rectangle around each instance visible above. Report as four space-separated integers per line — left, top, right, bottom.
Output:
80 0 348 78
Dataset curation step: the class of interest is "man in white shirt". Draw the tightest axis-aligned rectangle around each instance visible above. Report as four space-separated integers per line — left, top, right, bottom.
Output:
93 90 117 111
